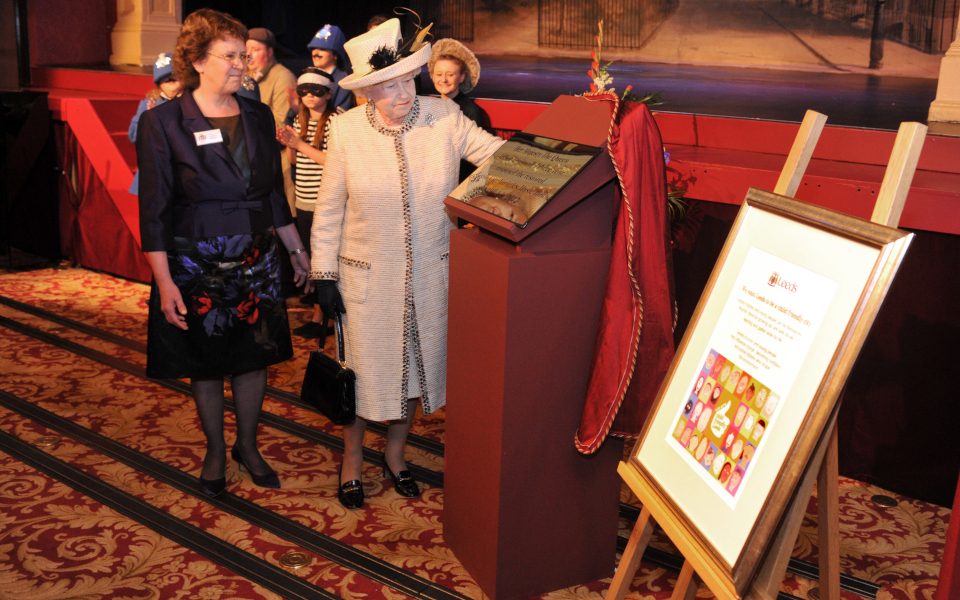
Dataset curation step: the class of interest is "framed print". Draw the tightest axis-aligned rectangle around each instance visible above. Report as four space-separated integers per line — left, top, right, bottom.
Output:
628 188 913 596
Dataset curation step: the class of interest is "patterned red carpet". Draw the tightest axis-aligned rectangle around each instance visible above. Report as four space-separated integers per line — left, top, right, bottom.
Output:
0 265 949 599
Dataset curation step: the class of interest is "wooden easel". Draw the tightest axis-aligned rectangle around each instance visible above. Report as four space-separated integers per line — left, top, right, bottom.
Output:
605 117 927 600
797 121 927 600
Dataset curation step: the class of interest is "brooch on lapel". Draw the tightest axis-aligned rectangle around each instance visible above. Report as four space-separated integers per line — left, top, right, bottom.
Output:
423 113 435 127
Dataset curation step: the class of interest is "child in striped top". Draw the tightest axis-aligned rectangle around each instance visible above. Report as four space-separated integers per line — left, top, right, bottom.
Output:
277 67 336 339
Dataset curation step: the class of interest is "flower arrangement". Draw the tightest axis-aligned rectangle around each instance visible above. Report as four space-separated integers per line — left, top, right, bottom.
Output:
586 21 687 222
586 20 661 105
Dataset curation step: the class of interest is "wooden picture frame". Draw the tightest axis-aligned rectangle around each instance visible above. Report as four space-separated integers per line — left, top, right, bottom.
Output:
628 187 913 597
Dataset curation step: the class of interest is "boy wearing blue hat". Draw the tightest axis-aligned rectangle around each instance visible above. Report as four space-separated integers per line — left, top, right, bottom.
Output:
128 52 182 194
307 24 354 112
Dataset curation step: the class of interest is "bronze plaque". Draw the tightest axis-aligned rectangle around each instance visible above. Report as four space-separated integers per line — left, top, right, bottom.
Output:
449 132 601 227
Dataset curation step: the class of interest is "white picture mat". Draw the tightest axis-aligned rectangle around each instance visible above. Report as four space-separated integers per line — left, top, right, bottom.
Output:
636 205 881 566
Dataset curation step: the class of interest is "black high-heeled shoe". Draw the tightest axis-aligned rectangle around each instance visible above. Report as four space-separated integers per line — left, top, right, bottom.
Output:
383 465 420 498
338 465 364 509
231 445 280 489
199 476 226 498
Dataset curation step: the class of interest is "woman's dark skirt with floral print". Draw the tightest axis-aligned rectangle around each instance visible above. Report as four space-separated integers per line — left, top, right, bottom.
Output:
146 233 293 379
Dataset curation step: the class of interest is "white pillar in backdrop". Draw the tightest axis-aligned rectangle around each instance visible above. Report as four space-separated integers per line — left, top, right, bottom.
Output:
929 17 960 123
110 0 182 66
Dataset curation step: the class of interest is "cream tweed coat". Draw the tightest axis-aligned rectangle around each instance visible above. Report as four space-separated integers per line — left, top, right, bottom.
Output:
310 96 504 421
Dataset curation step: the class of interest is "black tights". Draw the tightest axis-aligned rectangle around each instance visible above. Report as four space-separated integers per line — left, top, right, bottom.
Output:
192 369 272 480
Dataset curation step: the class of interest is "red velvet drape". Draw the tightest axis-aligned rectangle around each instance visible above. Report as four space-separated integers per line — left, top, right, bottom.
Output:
575 96 675 454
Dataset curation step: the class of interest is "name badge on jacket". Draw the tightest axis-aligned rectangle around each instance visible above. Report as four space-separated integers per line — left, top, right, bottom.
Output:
194 129 224 146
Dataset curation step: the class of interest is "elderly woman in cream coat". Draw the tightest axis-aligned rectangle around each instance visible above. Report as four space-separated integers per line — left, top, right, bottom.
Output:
309 20 504 509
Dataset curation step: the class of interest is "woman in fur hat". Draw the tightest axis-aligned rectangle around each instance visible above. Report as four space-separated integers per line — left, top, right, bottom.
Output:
309 18 504 509
429 38 489 130
429 38 491 181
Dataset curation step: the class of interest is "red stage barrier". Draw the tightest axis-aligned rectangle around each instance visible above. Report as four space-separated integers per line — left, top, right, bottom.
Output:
479 98 960 235
29 68 960 285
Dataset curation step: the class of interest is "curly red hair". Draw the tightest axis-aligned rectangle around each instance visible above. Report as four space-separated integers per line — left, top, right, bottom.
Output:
173 9 248 90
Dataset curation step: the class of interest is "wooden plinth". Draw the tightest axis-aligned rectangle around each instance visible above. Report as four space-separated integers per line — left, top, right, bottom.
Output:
444 218 621 599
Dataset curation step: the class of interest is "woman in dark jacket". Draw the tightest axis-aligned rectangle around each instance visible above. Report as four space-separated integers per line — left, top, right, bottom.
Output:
137 8 311 498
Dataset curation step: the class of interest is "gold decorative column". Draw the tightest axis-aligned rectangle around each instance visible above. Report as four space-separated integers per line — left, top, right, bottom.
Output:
929 18 960 123
110 0 181 66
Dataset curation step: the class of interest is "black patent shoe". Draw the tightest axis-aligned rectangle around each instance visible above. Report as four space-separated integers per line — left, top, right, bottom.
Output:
384 466 420 498
199 476 226 498
231 446 280 489
338 466 364 509
292 321 325 339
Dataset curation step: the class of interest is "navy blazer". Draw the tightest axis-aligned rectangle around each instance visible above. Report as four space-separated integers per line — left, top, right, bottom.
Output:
137 91 293 252
328 66 355 113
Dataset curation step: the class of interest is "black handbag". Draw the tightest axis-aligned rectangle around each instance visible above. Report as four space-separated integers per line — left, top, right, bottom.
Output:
300 313 356 425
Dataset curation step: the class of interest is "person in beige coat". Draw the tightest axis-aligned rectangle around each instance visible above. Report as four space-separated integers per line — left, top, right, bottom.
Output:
246 27 297 213
309 19 504 509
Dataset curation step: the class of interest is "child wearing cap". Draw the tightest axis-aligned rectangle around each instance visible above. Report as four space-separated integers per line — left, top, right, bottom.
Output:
128 52 182 195
307 24 354 112
276 68 337 339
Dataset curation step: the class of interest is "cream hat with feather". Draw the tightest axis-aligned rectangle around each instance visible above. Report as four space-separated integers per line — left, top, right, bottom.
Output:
338 18 432 91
